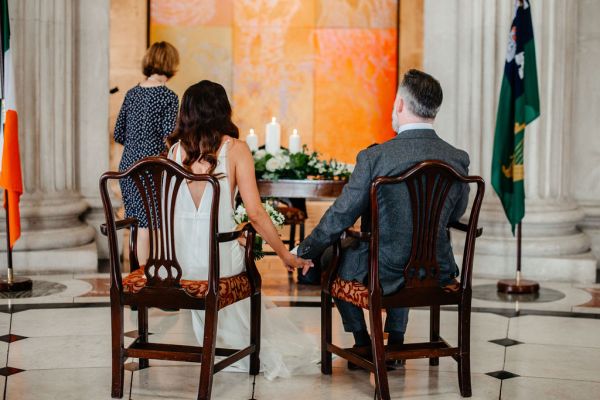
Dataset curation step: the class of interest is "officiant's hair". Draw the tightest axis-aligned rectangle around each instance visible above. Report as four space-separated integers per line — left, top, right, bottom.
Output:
142 41 179 79
398 69 443 119
168 80 239 174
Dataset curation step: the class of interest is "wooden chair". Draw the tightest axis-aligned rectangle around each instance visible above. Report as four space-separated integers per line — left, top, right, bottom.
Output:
99 157 261 400
320 160 484 400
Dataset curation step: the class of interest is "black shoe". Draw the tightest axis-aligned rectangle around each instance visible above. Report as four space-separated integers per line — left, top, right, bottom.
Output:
348 345 371 371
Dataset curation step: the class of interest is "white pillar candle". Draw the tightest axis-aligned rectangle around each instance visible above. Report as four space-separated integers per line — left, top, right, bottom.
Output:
289 128 301 154
246 128 258 152
265 117 281 154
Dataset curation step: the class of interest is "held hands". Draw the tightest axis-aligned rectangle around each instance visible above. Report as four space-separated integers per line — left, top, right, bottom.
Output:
283 252 314 276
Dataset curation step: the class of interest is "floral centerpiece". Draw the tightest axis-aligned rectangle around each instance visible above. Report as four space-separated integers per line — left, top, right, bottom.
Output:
253 146 354 181
233 201 285 260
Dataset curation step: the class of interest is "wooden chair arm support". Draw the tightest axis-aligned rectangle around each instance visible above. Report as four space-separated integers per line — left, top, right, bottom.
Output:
100 217 139 236
345 228 371 241
217 222 253 243
321 239 342 293
448 221 483 237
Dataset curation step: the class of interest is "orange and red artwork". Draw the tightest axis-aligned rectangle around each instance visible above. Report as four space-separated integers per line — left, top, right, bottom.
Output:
151 0 397 163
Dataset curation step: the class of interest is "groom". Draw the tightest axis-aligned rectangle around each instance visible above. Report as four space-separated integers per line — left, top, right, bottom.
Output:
296 69 470 363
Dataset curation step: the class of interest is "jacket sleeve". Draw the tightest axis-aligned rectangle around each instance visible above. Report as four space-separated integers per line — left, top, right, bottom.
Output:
297 149 373 260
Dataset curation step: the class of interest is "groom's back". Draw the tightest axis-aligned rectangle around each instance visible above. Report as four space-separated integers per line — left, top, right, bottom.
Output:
364 129 470 293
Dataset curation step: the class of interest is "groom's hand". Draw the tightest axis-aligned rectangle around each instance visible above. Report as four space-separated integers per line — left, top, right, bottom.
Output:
283 253 314 276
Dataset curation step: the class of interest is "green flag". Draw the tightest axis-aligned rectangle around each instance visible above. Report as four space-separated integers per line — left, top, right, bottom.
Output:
492 0 540 234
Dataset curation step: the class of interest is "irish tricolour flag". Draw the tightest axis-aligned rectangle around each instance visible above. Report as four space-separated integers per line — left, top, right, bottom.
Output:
1 0 23 249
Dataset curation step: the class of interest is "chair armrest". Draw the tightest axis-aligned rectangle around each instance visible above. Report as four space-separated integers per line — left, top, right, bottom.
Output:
218 222 254 243
100 217 138 236
345 228 371 241
448 221 483 237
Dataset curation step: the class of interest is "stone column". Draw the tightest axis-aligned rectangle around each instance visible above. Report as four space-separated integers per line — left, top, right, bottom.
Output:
0 0 98 272
423 0 596 283
77 0 112 259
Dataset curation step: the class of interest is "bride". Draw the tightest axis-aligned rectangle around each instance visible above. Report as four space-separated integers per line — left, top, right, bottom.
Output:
166 80 317 380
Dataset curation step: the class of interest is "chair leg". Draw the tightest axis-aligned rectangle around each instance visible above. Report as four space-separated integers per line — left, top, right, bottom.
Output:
249 293 261 375
198 303 219 400
458 304 472 397
138 306 149 369
299 222 305 242
369 305 390 400
111 301 125 398
321 291 333 375
288 223 296 251
429 305 440 366
287 224 296 277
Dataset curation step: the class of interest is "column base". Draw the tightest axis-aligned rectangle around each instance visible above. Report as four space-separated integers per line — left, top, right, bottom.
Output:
0 243 98 274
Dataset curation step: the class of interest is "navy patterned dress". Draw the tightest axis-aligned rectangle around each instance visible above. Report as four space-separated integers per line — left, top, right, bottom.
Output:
114 85 179 228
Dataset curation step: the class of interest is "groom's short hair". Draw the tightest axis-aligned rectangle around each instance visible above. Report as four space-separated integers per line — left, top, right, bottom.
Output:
398 69 443 119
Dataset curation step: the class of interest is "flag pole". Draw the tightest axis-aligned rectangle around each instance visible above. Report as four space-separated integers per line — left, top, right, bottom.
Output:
497 222 539 294
0 188 31 292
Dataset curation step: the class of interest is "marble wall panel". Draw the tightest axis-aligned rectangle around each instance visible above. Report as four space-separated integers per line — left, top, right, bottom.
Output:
314 28 397 162
150 0 398 161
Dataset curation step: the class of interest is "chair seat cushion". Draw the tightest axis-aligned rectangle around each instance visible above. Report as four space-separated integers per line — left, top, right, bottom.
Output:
276 205 307 224
330 276 461 309
122 268 252 309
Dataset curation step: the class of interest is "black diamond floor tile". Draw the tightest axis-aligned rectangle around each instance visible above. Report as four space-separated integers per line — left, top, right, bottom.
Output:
485 370 520 380
0 367 25 377
489 338 523 347
0 334 28 343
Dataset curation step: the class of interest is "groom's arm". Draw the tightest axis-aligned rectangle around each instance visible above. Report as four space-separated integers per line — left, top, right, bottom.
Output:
297 149 373 261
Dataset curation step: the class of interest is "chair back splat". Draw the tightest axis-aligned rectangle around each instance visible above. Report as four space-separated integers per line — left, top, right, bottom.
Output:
321 159 485 400
99 156 261 400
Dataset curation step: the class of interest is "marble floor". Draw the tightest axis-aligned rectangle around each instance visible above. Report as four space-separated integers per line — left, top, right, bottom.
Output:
1 257 600 399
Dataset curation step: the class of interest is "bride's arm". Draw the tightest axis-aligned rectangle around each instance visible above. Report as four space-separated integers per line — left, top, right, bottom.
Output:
232 141 313 274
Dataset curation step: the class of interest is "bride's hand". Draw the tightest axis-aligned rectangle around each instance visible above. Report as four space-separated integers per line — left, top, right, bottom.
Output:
282 252 314 276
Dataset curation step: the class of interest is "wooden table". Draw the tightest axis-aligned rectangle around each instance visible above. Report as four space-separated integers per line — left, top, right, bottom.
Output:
257 179 346 200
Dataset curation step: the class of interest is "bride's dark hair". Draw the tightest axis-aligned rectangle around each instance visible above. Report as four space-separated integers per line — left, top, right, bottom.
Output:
167 80 239 174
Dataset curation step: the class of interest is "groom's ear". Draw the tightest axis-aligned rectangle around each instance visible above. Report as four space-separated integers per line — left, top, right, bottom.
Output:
396 97 404 114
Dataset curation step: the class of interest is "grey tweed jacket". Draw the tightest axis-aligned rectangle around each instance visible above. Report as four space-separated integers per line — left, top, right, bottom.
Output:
297 129 470 295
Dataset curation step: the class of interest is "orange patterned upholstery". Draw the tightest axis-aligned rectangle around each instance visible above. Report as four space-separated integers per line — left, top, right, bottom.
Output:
330 276 461 309
122 268 252 309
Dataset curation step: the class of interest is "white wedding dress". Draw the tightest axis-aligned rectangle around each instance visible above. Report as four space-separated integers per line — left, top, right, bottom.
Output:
168 140 318 380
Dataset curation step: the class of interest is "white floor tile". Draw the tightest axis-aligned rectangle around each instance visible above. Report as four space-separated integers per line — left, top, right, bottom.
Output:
11 307 110 337
501 376 600 400
5 367 115 400
130 365 254 399
254 368 500 400
505 343 600 382
8 335 111 370
403 338 505 374
0 342 7 367
508 315 600 348
404 309 510 341
0 312 10 335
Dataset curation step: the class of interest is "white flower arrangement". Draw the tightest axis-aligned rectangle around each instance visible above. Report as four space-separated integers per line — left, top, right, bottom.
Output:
253 146 354 180
234 201 285 260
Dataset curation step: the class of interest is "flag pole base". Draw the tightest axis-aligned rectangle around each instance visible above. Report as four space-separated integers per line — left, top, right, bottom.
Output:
497 278 540 294
0 277 33 292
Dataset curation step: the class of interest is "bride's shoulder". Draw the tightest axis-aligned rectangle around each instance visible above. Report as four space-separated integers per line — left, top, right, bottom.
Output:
226 137 252 156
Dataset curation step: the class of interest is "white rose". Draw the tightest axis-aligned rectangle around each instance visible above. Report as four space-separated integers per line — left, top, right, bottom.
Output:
266 157 281 172
253 149 267 160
